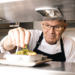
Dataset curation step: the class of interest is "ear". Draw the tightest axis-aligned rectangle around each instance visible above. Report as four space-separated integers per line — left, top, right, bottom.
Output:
63 23 68 32
41 21 43 27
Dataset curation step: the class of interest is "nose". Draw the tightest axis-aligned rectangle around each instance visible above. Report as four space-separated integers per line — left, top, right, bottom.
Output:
48 26 55 34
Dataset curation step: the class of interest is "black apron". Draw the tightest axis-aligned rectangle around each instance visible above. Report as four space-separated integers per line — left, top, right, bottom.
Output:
33 32 66 62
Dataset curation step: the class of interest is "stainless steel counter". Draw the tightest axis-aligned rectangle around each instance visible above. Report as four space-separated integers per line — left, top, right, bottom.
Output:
0 61 75 75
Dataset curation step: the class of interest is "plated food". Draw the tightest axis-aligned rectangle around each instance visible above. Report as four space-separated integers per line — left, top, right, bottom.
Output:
15 45 37 55
5 46 43 62
16 49 37 55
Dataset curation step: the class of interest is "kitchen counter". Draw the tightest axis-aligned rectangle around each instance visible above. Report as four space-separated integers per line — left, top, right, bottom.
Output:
0 61 75 75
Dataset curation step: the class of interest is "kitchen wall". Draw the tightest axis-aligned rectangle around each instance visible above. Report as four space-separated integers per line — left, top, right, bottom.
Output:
0 23 10 41
33 22 42 30
20 22 33 29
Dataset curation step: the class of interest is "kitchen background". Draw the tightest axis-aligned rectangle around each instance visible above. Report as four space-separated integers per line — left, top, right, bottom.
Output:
0 0 75 41
0 21 75 41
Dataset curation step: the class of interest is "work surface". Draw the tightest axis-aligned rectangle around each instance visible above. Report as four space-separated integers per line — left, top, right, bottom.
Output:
0 60 75 75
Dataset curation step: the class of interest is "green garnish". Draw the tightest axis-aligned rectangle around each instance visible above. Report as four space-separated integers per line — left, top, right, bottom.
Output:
16 45 32 55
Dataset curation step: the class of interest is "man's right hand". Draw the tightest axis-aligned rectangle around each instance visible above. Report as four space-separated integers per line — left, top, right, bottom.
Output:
3 27 31 51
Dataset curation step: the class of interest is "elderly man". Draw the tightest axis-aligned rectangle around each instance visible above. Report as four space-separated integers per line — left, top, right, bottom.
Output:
0 20 75 62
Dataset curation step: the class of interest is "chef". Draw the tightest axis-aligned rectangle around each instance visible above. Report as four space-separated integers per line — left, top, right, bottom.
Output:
0 20 75 62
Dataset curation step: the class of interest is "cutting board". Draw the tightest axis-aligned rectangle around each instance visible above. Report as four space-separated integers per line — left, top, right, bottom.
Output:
0 58 52 66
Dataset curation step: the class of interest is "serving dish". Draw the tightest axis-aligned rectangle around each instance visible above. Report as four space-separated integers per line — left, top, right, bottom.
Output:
5 54 43 62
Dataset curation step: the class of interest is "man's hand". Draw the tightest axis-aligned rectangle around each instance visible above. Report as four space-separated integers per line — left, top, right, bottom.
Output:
3 27 31 51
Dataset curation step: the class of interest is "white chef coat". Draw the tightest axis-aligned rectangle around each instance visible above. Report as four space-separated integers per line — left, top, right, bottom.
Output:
0 30 75 62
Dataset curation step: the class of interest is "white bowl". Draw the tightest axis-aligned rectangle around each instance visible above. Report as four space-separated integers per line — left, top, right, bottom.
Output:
5 54 43 62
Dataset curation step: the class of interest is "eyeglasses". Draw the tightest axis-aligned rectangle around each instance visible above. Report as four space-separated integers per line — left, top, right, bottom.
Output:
42 23 65 31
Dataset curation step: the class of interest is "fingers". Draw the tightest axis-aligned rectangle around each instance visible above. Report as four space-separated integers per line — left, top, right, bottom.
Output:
14 29 20 46
18 27 25 47
8 27 31 48
8 29 20 46
24 30 31 45
8 30 16 44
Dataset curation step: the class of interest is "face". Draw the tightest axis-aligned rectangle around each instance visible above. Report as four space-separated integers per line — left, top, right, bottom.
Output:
41 20 67 45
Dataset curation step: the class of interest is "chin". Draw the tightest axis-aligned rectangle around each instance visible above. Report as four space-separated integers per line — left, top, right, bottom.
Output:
46 39 56 44
48 38 56 41
49 41 57 44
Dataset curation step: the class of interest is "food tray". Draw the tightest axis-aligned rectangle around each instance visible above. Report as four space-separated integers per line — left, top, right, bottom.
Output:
0 58 52 66
5 54 43 62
